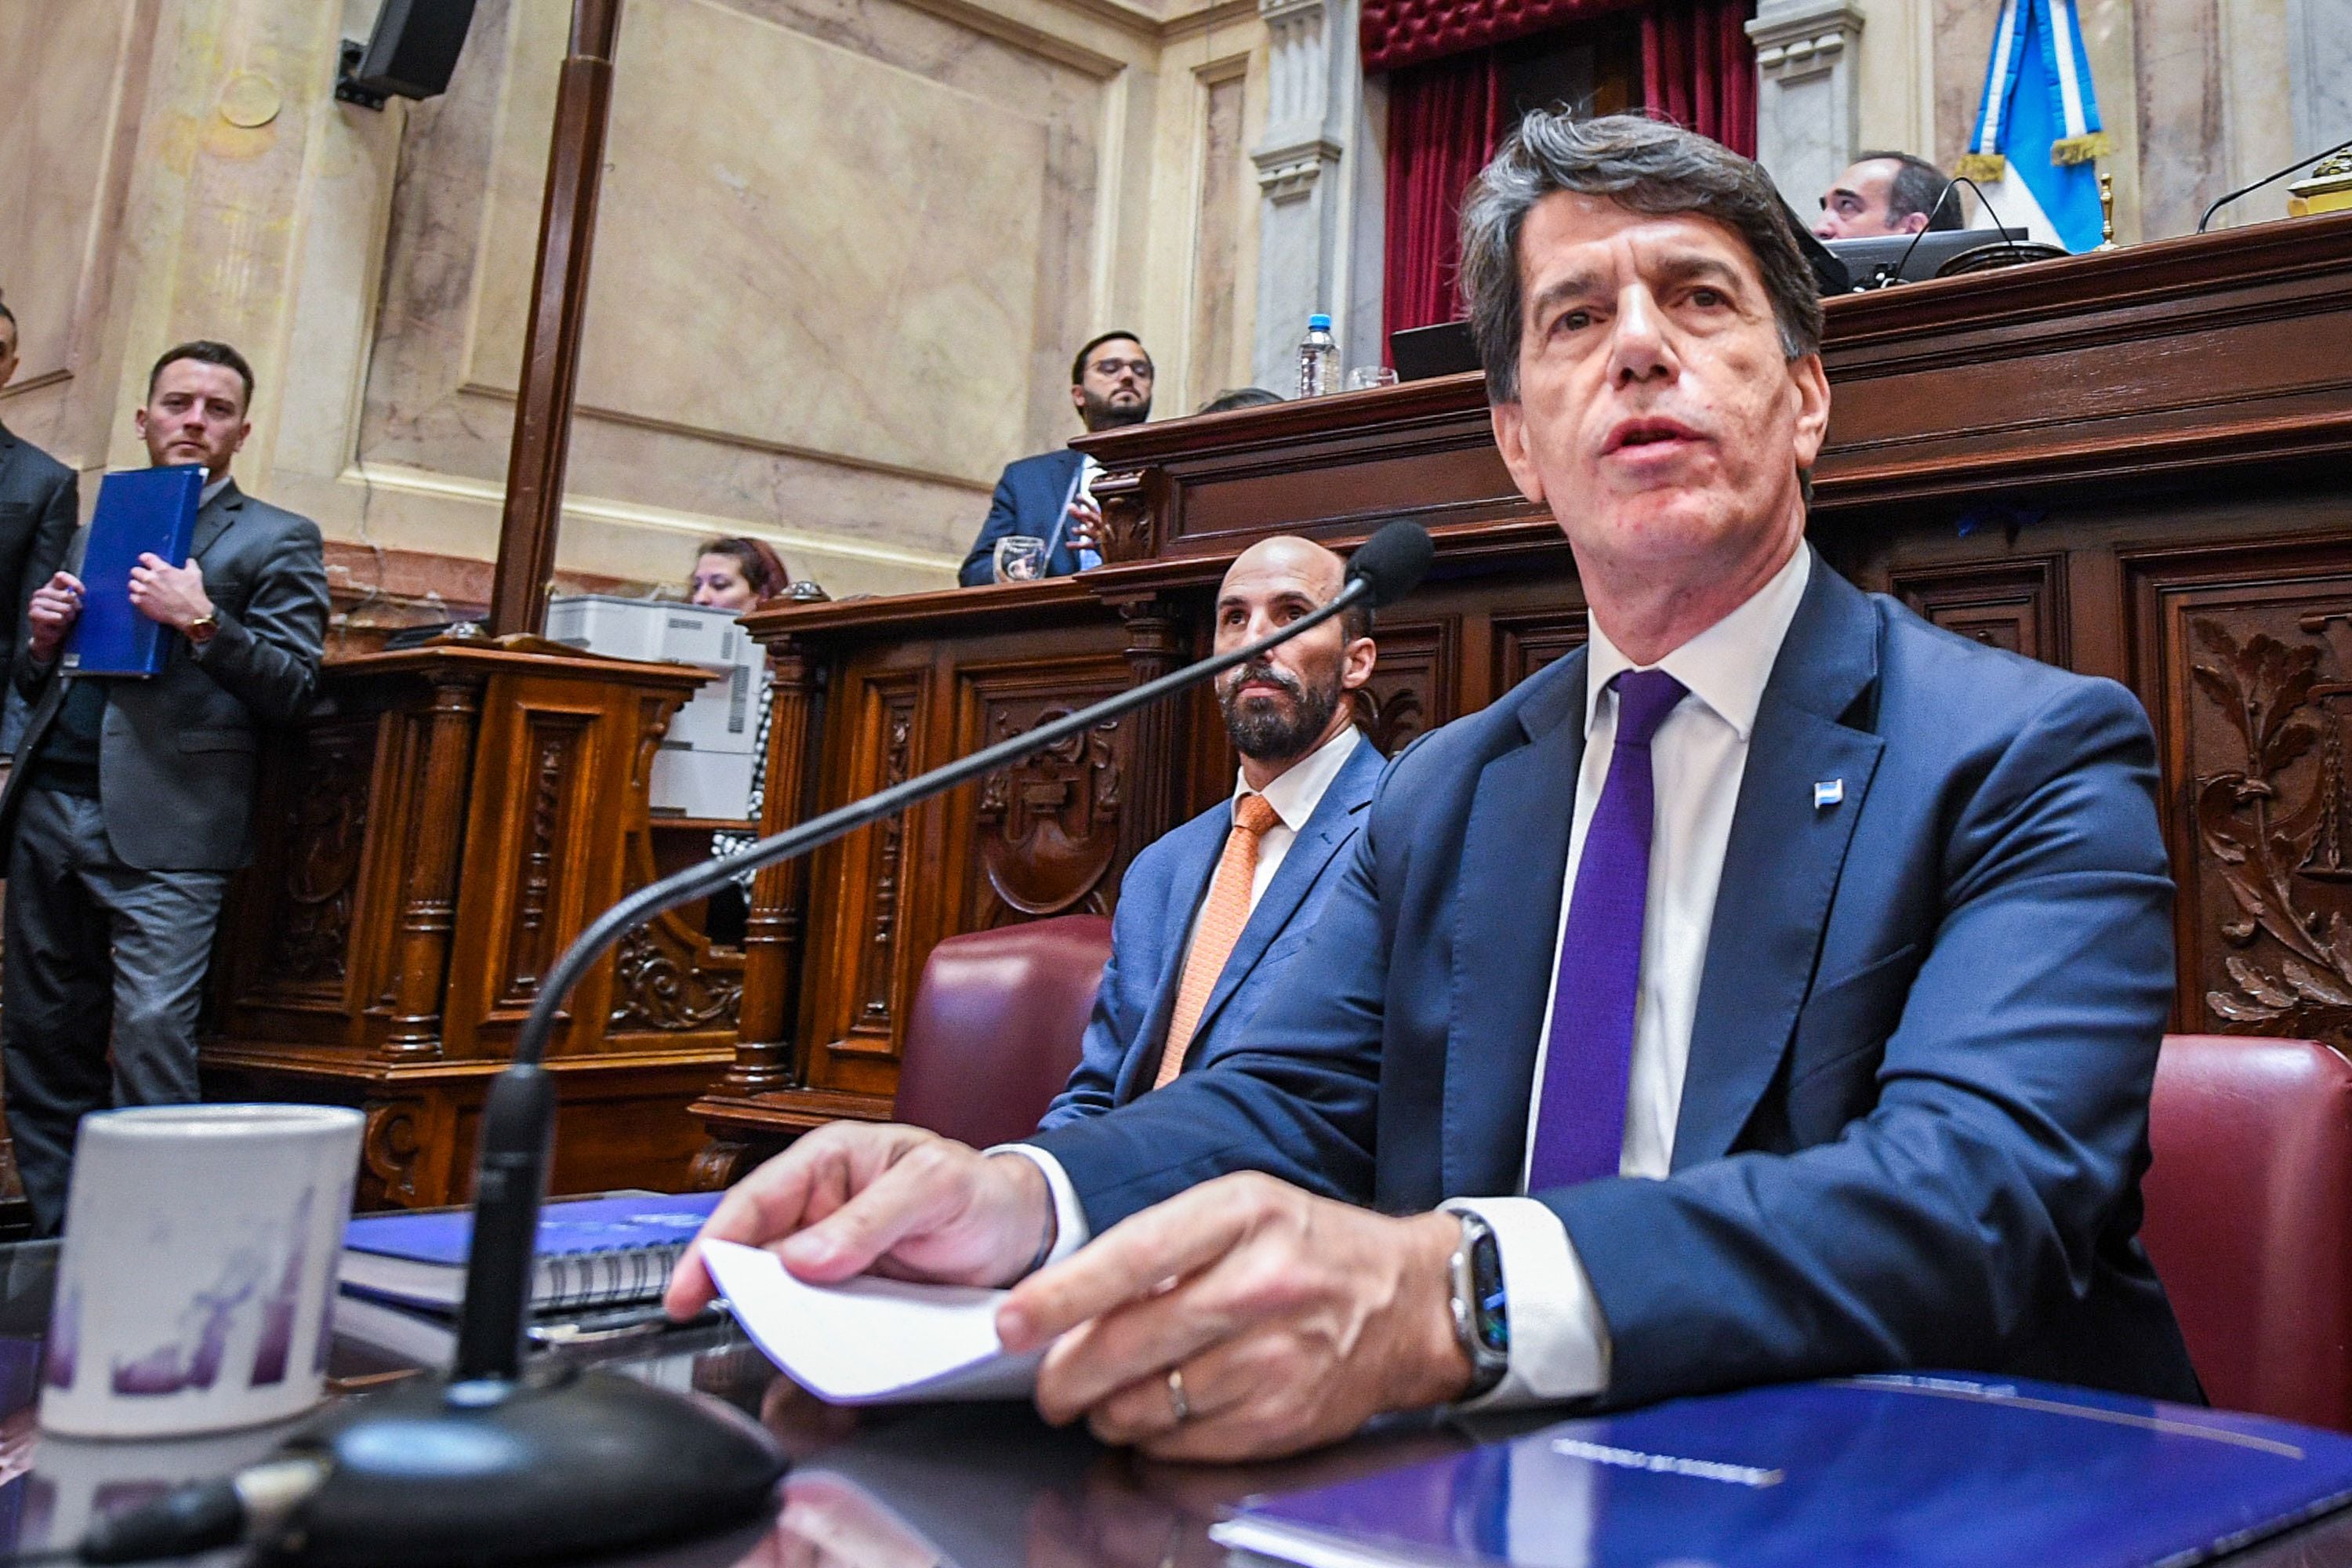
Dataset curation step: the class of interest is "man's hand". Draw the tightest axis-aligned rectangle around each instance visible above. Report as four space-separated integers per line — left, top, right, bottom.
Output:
1065 496 1105 556
996 1174 1473 1461
126 554 212 632
24 572 84 661
663 1122 1054 1318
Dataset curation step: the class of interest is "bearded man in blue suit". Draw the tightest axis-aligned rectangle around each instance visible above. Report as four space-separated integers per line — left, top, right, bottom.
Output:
676 114 2198 1458
1038 535 1384 1128
957 332 1154 586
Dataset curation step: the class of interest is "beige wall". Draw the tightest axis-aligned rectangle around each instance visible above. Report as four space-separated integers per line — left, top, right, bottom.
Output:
0 0 1267 616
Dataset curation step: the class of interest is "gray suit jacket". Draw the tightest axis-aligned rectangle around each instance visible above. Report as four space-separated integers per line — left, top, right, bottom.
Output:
0 421 78 670
2 478 330 870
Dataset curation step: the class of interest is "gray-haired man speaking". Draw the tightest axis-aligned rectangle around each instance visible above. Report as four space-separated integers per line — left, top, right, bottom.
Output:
670 114 2194 1459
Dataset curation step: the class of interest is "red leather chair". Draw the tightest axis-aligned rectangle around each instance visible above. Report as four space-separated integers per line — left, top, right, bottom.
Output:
2142 1033 2352 1429
891 914 1113 1149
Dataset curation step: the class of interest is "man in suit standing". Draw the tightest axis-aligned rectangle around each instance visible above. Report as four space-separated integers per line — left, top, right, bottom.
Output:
1040 535 1384 1128
673 114 2195 1455
1 339 328 1232
957 332 1153 586
0 302 82 748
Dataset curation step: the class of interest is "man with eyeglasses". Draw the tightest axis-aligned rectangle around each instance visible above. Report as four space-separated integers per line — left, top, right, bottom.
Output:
957 332 1155 586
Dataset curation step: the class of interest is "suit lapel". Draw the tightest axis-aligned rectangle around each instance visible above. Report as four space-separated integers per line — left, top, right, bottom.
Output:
190 480 243 559
1188 739 1383 1054
1444 654 1588 1200
1672 561 1886 1168
1111 818 1227 1105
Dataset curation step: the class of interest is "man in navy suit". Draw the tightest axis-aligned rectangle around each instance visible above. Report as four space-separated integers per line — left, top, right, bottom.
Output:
675 114 2196 1457
957 332 1153 586
1040 535 1384 1128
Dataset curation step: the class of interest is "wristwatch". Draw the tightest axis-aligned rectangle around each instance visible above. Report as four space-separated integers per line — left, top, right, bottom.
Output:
1446 1210 1510 1399
186 609 220 648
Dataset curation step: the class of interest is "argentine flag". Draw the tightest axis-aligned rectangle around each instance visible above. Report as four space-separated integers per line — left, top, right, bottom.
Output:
1958 0 2111 252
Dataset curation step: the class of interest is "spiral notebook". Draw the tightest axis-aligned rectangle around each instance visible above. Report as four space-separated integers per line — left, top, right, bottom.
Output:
339 1189 724 1311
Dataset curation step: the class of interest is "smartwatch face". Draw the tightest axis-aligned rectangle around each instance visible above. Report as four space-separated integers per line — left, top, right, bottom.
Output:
1471 1229 1508 1353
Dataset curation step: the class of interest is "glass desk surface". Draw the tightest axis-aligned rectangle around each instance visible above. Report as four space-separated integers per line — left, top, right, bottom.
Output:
4 1237 2352 1568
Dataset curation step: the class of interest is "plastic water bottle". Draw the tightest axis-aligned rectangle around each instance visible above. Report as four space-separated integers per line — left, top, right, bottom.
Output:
1297 313 1338 398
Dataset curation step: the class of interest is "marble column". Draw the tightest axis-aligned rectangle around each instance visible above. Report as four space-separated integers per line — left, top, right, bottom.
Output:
1747 0 1867 212
1250 0 1367 388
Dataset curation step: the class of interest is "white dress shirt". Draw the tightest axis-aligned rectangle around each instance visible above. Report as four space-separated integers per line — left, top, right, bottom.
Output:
1013 550 1812 1408
1178 724 1364 959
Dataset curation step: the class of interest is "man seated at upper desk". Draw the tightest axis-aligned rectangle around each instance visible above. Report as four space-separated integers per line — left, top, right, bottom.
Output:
956 332 1153 586
1042 535 1383 1127
673 111 2198 1459
1813 150 1963 238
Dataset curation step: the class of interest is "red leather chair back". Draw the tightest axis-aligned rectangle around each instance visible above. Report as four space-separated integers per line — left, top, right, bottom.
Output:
2143 1033 2352 1429
892 915 1114 1149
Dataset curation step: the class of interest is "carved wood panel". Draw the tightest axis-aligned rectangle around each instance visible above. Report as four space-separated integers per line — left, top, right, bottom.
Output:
497 715 592 1008
1352 618 1459 757
1892 557 2069 665
956 658 1138 927
2130 539 2352 1044
262 720 378 990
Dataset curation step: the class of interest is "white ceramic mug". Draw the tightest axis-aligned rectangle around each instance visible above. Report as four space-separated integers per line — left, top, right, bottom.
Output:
41 1104 363 1438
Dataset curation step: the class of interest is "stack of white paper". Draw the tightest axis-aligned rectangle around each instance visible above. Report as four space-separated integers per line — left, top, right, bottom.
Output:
700 1239 1043 1403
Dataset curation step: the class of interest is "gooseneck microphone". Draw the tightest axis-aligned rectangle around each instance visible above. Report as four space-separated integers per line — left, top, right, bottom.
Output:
2198 134 2352 233
64 521 1436 1567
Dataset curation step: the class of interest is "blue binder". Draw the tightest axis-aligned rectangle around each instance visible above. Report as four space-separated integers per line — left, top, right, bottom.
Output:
63 465 205 678
1214 1374 2352 1568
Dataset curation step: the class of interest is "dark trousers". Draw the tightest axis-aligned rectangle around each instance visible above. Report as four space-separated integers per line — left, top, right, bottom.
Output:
2 788 227 1234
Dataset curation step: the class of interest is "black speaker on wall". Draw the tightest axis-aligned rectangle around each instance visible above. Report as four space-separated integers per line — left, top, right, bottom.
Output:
336 0 480 109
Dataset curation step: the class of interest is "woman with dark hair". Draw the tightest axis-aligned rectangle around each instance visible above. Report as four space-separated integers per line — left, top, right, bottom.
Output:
689 536 790 612
689 537 791 945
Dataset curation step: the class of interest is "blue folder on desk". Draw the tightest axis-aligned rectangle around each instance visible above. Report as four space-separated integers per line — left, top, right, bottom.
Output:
1214 1374 2352 1568
62 464 205 678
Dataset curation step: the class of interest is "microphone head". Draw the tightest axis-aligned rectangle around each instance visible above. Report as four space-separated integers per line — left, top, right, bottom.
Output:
1346 521 1435 608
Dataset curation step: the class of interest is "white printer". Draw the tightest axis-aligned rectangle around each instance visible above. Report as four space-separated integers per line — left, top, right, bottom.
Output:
543 594 764 821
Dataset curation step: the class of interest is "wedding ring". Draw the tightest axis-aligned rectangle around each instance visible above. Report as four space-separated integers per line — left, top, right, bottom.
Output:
1167 1367 1192 1424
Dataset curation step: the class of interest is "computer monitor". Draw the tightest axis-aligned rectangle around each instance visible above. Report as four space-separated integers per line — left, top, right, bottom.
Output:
1824 228 2032 287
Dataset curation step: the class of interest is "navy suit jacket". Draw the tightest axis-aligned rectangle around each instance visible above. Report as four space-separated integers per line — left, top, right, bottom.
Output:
1040 737 1385 1127
1030 554 2200 1408
959 449 1088 587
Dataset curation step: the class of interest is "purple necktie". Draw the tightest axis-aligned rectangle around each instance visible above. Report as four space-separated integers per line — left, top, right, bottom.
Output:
1527 667 1688 1191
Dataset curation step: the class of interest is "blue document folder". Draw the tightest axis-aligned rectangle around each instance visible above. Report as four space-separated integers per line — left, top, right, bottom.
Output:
63 464 205 677
1214 1374 2352 1568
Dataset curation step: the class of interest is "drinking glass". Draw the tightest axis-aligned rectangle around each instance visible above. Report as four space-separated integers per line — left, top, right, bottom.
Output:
1346 365 1399 391
993 535 1048 583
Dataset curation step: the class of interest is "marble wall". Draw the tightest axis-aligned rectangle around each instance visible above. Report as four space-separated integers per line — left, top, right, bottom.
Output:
0 0 1269 611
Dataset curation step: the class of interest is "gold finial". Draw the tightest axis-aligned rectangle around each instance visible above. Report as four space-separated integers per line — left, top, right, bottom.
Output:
2096 169 2118 250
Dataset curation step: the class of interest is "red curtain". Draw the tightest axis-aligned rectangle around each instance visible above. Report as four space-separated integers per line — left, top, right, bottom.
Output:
1641 0 1757 157
1381 50 1505 347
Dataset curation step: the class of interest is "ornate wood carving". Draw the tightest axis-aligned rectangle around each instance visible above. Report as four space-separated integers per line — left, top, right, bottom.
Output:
501 717 586 1006
848 694 917 1041
361 1100 430 1208
1893 557 2069 665
260 720 376 989
1091 466 1154 562
687 1137 753 1192
972 698 1125 923
1112 593 1188 869
609 924 743 1031
1352 618 1458 757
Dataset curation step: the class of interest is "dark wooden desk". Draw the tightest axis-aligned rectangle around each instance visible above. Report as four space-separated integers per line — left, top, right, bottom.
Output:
0 1237 2347 1568
692 211 2352 1177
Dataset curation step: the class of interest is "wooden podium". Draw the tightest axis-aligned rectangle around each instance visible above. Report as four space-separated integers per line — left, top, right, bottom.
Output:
688 212 2352 1180
201 636 742 1207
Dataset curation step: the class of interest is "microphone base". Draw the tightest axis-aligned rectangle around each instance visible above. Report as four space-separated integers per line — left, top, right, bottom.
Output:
273 1363 788 1566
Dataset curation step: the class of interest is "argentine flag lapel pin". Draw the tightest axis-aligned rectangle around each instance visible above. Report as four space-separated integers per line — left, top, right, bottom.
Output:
1813 779 1845 811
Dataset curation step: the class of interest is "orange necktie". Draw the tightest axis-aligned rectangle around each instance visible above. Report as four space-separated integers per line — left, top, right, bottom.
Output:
1152 793 1282 1090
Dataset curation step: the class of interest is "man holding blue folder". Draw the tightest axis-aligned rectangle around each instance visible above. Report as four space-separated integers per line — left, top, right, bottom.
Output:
0 340 328 1233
